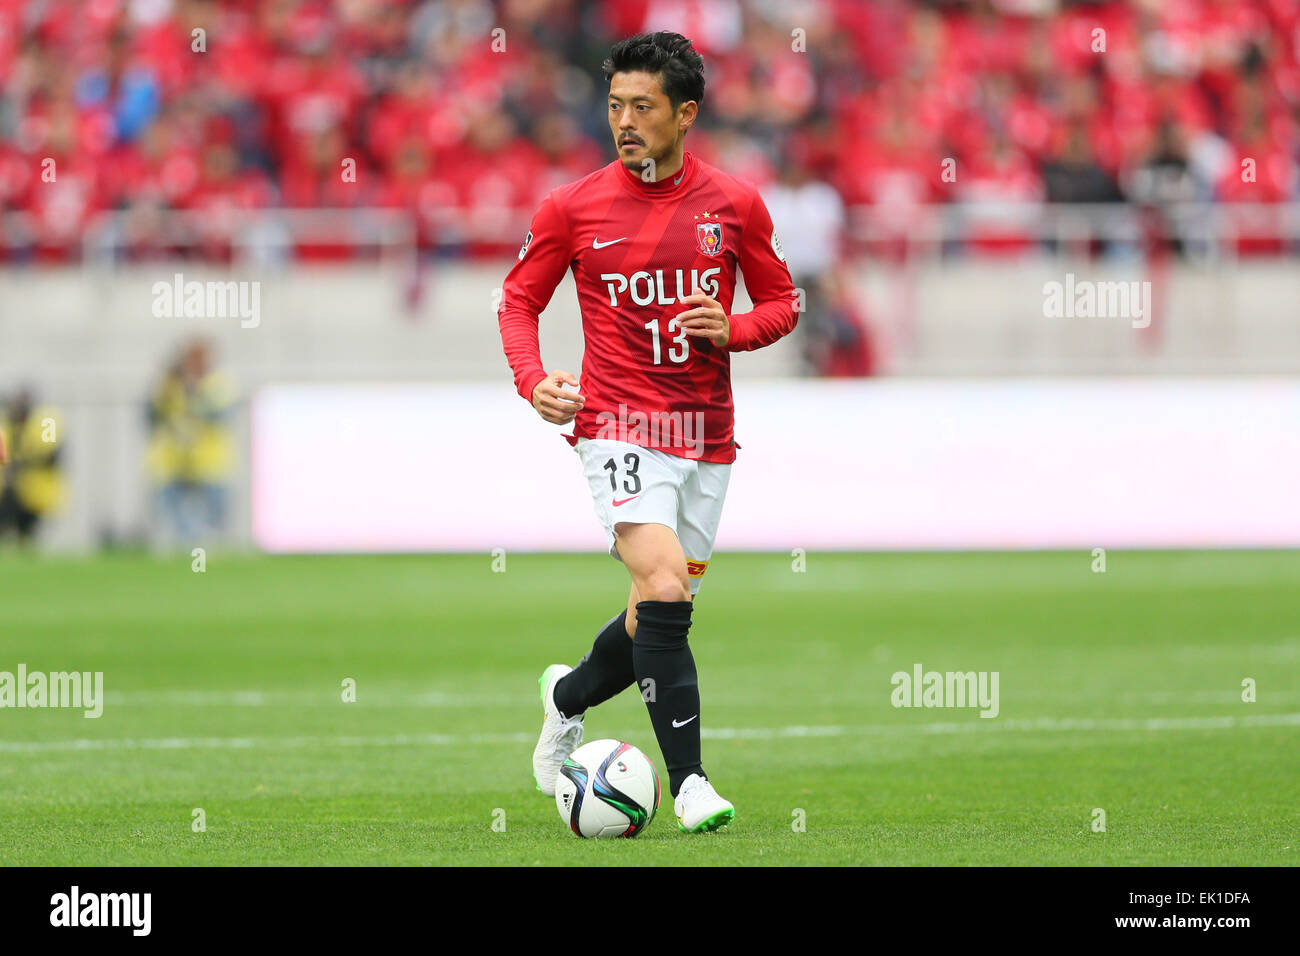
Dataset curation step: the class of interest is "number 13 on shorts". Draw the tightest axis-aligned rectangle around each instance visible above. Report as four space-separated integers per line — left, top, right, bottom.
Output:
575 437 731 596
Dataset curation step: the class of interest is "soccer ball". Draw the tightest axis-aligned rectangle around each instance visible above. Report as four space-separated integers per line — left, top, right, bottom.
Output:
555 739 660 838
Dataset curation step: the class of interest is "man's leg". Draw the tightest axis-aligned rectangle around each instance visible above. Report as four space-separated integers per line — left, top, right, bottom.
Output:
552 588 637 719
552 570 700 718
613 521 705 798
532 581 650 793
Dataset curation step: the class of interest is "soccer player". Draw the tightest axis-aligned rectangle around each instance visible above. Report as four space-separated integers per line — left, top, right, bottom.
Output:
498 32 798 833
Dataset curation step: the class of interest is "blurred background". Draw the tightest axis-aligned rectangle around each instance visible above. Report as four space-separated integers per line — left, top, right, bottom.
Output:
1 0 1297 553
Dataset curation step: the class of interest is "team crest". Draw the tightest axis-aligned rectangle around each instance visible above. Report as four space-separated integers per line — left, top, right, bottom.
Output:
694 212 725 256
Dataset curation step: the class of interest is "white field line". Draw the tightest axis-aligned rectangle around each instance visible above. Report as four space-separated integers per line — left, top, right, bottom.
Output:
1 712 1297 754
101 690 524 708
96 688 1300 708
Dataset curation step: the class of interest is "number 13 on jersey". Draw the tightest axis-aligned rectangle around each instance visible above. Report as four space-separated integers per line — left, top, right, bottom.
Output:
644 317 689 365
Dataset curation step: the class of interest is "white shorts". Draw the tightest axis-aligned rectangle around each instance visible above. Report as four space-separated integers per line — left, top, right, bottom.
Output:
574 437 731 595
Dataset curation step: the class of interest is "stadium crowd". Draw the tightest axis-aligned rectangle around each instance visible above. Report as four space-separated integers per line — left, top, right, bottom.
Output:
0 0 1296 261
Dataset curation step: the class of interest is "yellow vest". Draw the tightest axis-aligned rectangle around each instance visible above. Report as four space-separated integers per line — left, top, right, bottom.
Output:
146 372 235 483
0 406 66 514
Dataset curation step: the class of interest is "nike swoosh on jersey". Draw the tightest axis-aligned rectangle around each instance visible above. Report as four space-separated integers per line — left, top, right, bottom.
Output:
671 715 697 728
612 495 640 507
592 236 627 249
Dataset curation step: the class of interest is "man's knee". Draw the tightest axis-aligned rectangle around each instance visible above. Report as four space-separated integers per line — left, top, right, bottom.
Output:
635 568 691 604
626 586 694 641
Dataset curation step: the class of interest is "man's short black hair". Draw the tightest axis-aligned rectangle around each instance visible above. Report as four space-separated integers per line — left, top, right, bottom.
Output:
602 32 705 112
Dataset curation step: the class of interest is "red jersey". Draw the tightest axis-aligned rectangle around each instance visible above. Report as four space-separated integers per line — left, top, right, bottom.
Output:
498 150 798 464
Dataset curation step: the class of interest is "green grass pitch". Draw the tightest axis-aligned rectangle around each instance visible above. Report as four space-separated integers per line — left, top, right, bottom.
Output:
1 550 1296 866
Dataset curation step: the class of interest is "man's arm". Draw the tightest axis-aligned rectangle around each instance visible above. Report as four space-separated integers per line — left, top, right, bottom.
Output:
498 193 575 405
725 190 800 351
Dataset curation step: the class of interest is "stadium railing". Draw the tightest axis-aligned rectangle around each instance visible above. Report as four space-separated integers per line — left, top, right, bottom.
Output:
1 203 1297 263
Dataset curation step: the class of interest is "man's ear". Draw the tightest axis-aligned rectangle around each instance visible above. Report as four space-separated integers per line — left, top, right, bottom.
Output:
678 100 698 134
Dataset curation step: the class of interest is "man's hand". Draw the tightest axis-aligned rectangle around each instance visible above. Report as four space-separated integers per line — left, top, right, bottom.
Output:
0 429 7 466
531 369 586 425
676 289 729 348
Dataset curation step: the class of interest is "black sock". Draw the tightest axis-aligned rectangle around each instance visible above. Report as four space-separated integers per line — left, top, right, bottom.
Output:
552 611 634 719
632 600 704 797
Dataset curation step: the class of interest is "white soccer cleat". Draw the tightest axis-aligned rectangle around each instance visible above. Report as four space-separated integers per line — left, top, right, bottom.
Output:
674 773 735 833
532 664 584 796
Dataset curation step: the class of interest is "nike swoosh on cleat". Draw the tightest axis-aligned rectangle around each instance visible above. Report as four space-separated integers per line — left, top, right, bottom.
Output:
612 496 639 507
592 237 626 249
671 715 697 728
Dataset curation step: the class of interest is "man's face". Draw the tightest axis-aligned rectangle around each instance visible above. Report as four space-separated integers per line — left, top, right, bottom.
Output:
608 71 693 171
